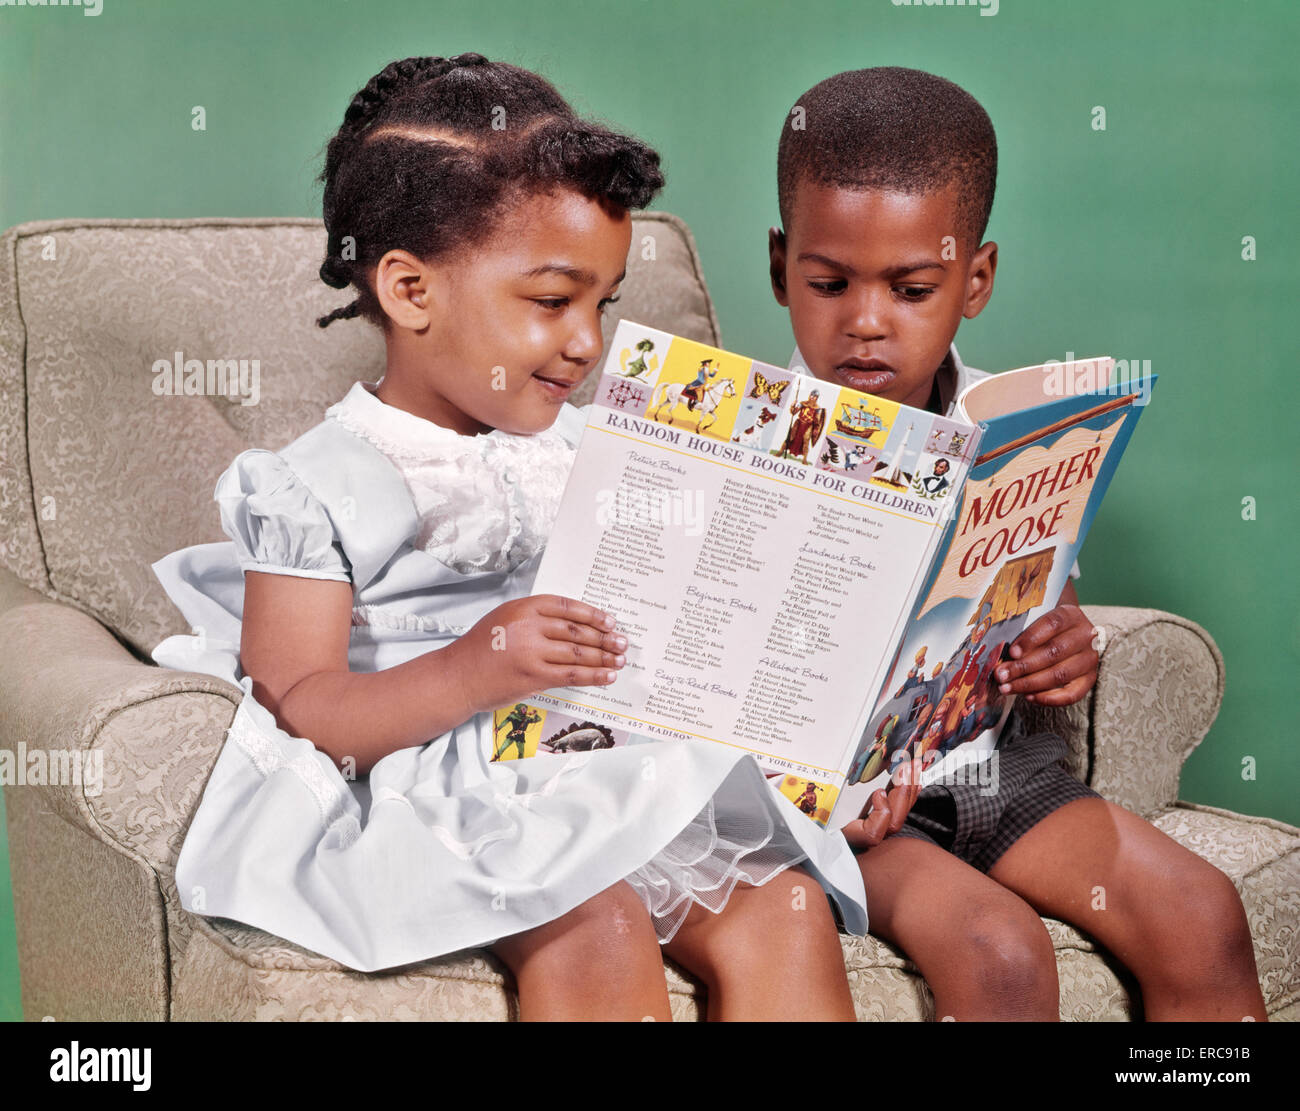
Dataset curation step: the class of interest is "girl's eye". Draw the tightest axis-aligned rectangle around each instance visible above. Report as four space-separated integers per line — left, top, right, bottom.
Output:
807 280 846 295
598 295 621 313
534 298 568 311
895 286 935 302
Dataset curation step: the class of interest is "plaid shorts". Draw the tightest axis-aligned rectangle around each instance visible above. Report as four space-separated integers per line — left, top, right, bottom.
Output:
889 710 1100 874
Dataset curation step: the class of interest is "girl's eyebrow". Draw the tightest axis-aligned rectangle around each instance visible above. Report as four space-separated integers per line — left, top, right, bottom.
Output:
521 264 627 287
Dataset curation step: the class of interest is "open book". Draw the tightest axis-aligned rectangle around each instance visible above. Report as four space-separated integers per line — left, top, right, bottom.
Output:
488 320 1155 828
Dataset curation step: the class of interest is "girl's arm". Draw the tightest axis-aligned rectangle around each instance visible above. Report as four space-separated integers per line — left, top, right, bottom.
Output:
241 571 626 775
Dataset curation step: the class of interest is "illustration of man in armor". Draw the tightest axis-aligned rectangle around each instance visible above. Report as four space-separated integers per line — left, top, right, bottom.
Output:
775 390 825 464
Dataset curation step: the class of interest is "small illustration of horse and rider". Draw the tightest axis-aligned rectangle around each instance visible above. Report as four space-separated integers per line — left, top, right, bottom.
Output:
650 356 738 433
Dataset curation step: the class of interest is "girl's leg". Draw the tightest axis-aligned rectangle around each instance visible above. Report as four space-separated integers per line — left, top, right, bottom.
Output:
491 880 672 1021
987 797 1268 1020
858 836 1060 1020
661 866 856 1021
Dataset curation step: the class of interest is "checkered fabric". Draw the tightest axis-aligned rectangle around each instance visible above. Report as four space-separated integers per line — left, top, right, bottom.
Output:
890 711 1101 873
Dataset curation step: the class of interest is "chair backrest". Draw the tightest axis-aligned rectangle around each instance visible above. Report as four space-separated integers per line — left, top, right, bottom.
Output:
0 215 719 657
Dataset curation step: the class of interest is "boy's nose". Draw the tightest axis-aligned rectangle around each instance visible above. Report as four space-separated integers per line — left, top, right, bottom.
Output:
845 288 888 339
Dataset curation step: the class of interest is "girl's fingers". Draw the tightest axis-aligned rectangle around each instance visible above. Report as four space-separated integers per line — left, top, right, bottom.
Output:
534 594 618 634
540 640 625 670
541 617 627 655
538 664 622 688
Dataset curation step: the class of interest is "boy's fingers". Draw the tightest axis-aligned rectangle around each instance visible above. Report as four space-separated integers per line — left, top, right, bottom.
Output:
1009 607 1072 654
1023 673 1094 706
998 625 1096 686
842 790 892 848
534 594 618 633
993 641 1097 696
1009 605 1091 658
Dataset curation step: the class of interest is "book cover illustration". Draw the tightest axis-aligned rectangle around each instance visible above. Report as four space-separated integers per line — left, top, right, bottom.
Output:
841 364 1157 804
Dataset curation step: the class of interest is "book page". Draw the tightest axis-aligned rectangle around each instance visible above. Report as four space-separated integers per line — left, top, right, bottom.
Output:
492 321 978 827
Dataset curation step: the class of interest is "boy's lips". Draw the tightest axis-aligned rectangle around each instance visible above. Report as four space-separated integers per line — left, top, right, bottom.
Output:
833 358 896 394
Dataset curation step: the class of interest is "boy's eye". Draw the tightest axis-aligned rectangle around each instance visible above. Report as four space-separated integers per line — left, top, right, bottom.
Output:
807 280 846 295
895 285 935 302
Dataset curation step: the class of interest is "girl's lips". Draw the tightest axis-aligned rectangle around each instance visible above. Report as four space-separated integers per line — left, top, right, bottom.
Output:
532 373 576 399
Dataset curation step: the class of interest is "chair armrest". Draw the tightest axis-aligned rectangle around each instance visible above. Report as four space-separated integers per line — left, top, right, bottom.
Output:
0 565 241 870
1019 604 1225 818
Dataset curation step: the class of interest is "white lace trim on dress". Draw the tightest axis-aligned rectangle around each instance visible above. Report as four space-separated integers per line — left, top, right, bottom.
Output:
623 794 810 944
325 382 576 575
228 705 363 851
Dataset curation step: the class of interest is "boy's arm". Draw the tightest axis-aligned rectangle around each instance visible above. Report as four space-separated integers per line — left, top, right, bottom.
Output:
993 581 1099 706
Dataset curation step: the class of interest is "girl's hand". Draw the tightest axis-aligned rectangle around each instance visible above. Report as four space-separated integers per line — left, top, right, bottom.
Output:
996 603 1099 706
454 595 628 715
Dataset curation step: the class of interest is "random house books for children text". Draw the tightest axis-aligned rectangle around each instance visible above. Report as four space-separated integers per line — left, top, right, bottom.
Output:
490 320 1155 828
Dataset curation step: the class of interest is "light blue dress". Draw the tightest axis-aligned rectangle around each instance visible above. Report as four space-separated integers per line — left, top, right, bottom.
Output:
152 379 868 973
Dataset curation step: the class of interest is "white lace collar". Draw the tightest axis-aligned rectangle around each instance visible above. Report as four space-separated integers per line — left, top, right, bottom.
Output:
325 380 576 575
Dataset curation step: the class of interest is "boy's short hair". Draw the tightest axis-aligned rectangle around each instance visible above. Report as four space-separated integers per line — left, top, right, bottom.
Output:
777 67 997 247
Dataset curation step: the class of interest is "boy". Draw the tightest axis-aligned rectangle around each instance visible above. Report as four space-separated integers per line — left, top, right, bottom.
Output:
769 67 1266 1020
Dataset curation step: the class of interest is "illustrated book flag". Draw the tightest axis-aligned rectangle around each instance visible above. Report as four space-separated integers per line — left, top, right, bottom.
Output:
489 320 1155 828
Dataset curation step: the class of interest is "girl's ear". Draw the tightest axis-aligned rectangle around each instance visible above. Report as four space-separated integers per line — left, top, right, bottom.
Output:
768 226 790 307
962 240 998 320
374 249 437 331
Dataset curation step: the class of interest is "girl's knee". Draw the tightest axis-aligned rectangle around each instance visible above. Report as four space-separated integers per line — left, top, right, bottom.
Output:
494 881 660 975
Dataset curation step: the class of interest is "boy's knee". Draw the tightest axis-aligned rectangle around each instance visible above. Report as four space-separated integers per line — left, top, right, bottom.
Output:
960 901 1057 1005
1140 862 1255 976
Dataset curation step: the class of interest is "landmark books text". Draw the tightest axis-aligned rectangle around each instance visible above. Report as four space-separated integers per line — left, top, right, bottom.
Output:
489 320 1155 828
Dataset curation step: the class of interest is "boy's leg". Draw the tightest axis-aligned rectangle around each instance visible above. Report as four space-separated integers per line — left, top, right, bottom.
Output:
661 866 857 1020
858 835 1059 1020
987 796 1268 1020
491 880 673 1021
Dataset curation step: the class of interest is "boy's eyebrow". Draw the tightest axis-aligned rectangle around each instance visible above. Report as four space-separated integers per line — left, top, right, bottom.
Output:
520 264 627 287
796 253 948 277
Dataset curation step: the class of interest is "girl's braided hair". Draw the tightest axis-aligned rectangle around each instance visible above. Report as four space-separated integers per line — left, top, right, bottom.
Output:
316 54 665 328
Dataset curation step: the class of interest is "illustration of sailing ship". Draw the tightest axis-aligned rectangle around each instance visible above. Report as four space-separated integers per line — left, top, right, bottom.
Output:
834 398 886 442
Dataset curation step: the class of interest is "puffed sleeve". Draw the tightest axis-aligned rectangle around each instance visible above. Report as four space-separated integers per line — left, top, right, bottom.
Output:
213 449 352 581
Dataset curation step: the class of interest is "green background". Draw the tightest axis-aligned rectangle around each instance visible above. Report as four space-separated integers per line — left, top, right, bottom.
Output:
1 0 1295 1020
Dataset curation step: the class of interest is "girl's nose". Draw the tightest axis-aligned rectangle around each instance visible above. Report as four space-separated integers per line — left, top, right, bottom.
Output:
564 312 605 366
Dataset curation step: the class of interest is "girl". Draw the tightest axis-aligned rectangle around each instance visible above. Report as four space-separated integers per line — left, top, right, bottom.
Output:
151 54 879 1021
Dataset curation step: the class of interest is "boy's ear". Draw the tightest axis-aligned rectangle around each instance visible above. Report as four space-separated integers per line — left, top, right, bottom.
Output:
962 240 998 320
768 226 790 307
375 249 437 331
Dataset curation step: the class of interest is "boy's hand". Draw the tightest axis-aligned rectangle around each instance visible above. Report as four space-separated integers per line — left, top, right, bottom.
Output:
996 603 1098 706
455 595 627 715
841 754 922 849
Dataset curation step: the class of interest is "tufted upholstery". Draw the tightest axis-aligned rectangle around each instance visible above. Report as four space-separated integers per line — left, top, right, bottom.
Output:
1 217 1295 1021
